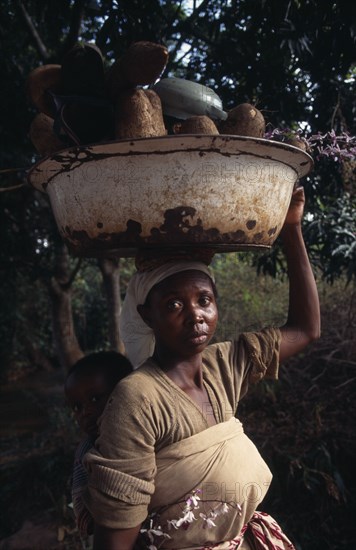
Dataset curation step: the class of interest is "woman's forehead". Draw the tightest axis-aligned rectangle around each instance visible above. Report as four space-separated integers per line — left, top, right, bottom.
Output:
152 269 214 295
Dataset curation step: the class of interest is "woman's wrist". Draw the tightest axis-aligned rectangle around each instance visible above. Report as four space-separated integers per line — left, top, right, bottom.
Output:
280 222 303 242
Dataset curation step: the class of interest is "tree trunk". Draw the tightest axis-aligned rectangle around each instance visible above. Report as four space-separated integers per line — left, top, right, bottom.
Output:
98 257 125 354
47 244 84 370
23 335 55 372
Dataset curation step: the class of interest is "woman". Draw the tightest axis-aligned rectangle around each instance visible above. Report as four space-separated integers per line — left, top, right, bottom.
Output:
84 187 320 549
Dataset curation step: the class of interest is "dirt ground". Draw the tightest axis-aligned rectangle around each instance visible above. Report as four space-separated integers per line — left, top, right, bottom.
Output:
0 369 82 549
0 514 79 550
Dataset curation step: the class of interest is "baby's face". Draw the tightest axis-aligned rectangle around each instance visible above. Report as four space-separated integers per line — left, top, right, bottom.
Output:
65 371 113 439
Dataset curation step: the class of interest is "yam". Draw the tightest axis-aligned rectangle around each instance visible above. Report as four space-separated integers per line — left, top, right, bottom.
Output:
144 89 167 135
270 132 309 151
173 115 219 135
29 113 64 156
61 100 114 145
114 88 167 139
284 135 308 151
61 42 106 97
26 64 61 117
108 41 168 98
219 103 265 137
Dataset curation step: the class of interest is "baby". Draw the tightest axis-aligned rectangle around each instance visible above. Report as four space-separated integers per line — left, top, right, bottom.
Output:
65 350 133 544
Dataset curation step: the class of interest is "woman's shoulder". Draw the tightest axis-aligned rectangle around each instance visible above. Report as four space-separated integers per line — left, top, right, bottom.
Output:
203 327 281 371
202 340 234 377
109 359 173 406
119 360 161 387
205 327 280 355
100 360 178 442
204 339 232 357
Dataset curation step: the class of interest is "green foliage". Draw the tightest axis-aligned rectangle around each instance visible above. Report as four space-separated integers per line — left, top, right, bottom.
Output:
306 193 356 284
211 253 288 341
71 259 110 352
71 256 135 352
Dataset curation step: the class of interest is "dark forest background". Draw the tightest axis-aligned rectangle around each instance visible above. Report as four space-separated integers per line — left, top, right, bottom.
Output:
0 1 355 549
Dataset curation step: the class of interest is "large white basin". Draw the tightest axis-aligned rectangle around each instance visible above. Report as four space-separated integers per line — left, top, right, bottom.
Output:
28 135 313 257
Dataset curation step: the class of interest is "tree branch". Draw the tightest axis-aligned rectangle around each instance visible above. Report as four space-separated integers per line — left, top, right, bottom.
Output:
17 1 49 61
164 0 214 64
64 257 83 289
0 183 27 192
61 0 86 55
330 92 341 131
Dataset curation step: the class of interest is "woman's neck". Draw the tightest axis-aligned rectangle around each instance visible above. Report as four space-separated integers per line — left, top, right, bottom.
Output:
152 350 204 389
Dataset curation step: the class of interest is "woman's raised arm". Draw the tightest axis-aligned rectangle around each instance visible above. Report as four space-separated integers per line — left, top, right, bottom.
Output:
279 186 321 363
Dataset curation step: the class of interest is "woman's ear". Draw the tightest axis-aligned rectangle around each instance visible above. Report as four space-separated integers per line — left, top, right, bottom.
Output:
137 304 153 328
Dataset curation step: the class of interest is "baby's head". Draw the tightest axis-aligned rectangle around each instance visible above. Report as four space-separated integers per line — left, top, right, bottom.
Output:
65 351 133 439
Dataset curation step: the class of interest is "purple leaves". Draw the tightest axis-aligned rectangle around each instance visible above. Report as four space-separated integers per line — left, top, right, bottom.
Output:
266 128 356 161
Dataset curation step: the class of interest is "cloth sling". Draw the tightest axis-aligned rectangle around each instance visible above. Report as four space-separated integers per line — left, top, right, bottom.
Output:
140 417 294 549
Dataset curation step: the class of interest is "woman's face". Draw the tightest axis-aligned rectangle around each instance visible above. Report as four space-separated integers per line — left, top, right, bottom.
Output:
139 270 218 358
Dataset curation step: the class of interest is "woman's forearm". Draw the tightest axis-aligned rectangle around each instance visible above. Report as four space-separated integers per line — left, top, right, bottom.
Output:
279 222 320 362
93 523 141 550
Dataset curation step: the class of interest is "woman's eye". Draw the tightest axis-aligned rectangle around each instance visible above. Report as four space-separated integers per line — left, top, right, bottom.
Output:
200 295 212 306
167 300 182 311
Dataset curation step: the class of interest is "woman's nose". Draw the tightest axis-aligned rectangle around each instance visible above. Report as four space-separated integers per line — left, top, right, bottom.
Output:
186 305 204 324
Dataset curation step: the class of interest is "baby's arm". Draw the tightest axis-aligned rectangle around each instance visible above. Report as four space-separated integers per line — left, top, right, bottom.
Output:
279 186 320 362
72 440 94 535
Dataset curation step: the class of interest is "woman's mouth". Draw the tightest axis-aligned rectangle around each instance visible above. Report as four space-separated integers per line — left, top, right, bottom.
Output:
187 332 208 344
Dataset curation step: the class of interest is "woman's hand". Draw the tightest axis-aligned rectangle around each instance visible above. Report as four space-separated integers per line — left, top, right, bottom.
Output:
283 186 305 227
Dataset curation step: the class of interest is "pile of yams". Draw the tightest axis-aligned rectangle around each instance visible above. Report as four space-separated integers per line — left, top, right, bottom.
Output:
26 40 298 157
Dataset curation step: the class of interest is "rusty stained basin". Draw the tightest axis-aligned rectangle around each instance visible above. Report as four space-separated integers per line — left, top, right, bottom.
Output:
28 135 313 257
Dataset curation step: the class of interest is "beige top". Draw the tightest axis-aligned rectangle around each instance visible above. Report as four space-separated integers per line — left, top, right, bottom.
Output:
84 327 281 530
